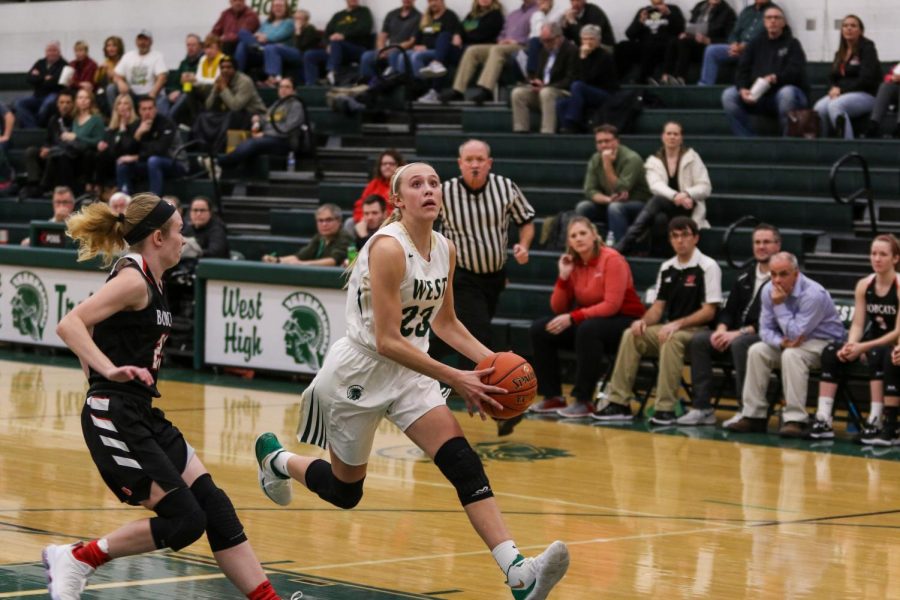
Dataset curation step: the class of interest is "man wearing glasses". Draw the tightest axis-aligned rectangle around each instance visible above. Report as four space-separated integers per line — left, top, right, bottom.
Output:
263 203 352 266
213 77 305 174
720 6 809 136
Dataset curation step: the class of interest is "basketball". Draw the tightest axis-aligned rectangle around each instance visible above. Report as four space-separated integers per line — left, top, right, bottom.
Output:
475 352 538 419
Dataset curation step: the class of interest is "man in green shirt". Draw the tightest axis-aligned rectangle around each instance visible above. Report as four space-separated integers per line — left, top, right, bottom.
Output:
576 124 651 245
262 204 353 266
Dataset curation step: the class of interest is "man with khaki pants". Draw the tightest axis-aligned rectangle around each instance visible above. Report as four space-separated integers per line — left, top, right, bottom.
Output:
591 217 722 425
441 0 536 104
511 22 576 133
724 252 846 438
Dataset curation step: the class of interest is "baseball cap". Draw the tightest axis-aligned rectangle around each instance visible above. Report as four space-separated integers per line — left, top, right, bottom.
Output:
137 29 153 39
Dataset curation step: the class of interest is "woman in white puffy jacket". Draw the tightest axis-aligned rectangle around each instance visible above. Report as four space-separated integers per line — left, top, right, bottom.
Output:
615 121 711 255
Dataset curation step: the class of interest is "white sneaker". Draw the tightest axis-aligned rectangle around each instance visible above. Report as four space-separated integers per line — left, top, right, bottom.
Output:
254 432 293 506
419 60 447 79
326 71 336 86
43 543 94 600
676 408 717 426
721 413 743 428
506 540 570 600
417 88 441 104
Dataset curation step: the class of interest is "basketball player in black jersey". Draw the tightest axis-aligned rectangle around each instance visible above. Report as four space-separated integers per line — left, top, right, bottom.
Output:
811 234 900 441
43 193 281 600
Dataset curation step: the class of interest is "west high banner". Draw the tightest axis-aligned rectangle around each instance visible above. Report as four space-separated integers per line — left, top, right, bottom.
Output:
0 266 105 348
204 280 347 375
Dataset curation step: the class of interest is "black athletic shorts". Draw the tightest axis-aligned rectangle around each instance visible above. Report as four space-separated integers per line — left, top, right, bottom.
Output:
81 387 192 505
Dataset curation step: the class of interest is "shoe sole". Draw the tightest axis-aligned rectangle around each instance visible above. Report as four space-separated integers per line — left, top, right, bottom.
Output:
649 418 677 426
557 412 592 418
590 414 633 421
531 406 566 414
808 432 835 439
419 70 447 79
527 541 570 600
254 433 293 506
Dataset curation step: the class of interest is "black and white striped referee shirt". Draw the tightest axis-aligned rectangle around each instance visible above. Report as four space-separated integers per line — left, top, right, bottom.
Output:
440 173 536 274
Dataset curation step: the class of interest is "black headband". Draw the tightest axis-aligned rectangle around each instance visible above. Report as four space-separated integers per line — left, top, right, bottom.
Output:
124 200 176 245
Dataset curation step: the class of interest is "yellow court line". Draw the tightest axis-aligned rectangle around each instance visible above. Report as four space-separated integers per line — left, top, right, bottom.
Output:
0 573 228 598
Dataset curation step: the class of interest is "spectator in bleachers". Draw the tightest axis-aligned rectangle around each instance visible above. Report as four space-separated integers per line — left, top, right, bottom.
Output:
359 0 421 81
350 149 402 226
559 0 614 50
95 36 125 113
411 0 463 103
196 56 266 150
353 195 387 250
721 6 808 138
115 96 188 196
681 223 781 426
20 186 74 246
576 124 651 244
108 191 130 215
811 235 900 441
592 216 721 424
262 203 352 266
21 90 73 198
68 41 98 94
865 62 900 139
439 0 532 105
659 0 736 85
166 34 204 125
510 22 576 134
698 0 772 86
92 94 138 190
14 40 67 128
182 196 230 259
556 23 617 133
619 0 685 85
234 0 294 73
195 34 226 95
43 89 104 194
261 9 322 87
615 121 710 255
213 77 305 172
211 0 261 57
529 216 646 418
725 252 846 437
113 30 169 115
812 15 880 139
0 102 14 191
302 0 374 86
522 0 556 80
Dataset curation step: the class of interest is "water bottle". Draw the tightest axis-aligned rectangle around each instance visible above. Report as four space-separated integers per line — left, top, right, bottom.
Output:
605 230 615 247
347 245 358 264
286 151 296 172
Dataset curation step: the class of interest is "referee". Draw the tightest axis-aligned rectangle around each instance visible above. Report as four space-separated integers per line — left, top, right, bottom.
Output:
431 139 535 431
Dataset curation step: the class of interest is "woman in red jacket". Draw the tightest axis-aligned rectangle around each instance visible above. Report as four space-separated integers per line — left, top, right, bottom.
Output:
530 216 646 418
350 149 404 223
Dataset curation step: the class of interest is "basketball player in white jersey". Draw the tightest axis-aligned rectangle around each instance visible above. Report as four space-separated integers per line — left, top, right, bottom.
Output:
255 163 569 600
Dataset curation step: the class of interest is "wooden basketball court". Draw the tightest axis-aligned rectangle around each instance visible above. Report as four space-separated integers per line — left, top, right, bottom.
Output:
2 353 900 599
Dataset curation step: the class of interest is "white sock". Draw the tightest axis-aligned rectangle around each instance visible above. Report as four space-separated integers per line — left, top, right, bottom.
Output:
97 538 109 554
491 540 522 574
271 451 296 478
870 402 884 423
816 396 834 423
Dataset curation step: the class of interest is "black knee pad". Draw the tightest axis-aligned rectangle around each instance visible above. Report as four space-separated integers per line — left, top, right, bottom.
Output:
150 487 207 551
819 343 841 383
305 459 364 510
191 473 248 552
433 437 493 507
868 346 889 380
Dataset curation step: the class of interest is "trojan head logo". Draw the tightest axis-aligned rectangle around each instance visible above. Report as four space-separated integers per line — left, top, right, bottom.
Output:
346 385 364 401
10 271 48 341
282 291 330 370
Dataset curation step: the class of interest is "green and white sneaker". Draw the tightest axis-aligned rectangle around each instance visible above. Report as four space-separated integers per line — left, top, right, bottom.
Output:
255 432 292 506
506 540 570 600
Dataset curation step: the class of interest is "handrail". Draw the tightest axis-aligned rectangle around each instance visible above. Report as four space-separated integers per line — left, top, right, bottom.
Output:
829 152 875 237
723 214 760 270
